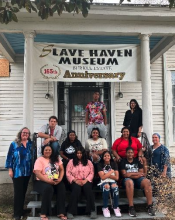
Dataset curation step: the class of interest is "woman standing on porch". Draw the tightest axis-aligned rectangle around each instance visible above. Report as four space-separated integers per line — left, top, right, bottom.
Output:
123 99 142 138
5 127 32 220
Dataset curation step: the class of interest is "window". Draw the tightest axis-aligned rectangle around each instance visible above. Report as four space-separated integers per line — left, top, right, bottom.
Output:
171 72 175 142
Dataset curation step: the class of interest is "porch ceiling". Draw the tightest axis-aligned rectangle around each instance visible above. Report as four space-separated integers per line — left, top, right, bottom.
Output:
3 33 163 55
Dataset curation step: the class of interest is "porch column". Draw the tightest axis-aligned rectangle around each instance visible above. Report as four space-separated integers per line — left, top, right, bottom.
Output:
140 34 153 143
23 31 35 133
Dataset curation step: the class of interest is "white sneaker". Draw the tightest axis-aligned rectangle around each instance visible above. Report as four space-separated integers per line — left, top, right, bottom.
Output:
114 207 122 217
102 207 111 218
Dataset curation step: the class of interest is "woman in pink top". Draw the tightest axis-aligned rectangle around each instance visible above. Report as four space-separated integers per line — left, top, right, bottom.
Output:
34 145 67 220
66 147 97 219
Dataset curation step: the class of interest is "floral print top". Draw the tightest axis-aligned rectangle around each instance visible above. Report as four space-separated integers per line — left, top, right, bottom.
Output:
85 101 106 124
151 144 171 178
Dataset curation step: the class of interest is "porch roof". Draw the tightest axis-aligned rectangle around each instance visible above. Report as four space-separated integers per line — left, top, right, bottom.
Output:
1 4 175 62
3 33 163 55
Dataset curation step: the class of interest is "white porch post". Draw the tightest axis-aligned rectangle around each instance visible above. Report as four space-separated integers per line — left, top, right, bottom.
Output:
140 34 153 143
23 31 35 133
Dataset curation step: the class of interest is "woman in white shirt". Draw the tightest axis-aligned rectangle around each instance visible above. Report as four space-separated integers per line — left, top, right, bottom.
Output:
85 127 108 164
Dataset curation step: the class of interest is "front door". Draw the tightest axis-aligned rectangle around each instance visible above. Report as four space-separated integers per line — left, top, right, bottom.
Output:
69 88 97 146
57 82 111 147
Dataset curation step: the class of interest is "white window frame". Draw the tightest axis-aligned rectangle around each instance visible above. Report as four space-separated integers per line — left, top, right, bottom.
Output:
164 54 175 147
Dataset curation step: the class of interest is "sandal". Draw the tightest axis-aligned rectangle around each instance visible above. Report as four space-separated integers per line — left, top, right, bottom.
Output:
40 216 49 220
57 214 67 220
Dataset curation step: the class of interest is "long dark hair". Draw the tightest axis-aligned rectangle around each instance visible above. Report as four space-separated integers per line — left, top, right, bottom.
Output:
129 99 141 111
100 150 114 164
90 127 102 138
15 127 31 146
41 145 59 164
73 147 88 166
121 126 132 147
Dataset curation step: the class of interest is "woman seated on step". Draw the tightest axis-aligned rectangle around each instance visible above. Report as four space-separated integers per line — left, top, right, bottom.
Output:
97 150 121 218
66 147 97 219
85 127 108 175
112 127 147 174
60 130 83 168
60 130 83 189
33 144 67 220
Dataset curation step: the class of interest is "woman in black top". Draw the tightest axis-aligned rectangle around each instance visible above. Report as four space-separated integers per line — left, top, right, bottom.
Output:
123 99 142 138
60 130 83 168
60 130 83 190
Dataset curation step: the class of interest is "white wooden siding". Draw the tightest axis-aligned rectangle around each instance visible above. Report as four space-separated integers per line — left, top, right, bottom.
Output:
114 82 142 140
0 56 54 155
151 57 165 143
164 45 175 151
33 81 53 131
114 56 165 145
166 45 175 69
0 56 24 154
0 55 165 155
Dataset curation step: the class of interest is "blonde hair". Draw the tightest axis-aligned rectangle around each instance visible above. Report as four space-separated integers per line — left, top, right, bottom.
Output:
15 127 31 146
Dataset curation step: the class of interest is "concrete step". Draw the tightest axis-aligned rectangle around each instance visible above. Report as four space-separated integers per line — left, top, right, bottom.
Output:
27 197 149 208
27 197 154 217
0 168 12 184
0 155 6 167
30 188 145 201
26 212 165 220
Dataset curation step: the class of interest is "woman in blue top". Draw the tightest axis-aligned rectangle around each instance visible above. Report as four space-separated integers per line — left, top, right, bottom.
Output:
5 127 32 220
151 133 171 178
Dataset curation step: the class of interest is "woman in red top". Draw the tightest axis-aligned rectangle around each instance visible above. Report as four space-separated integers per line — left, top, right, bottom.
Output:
112 127 146 173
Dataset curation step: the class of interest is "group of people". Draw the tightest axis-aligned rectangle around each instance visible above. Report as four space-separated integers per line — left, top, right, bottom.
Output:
5 92 171 220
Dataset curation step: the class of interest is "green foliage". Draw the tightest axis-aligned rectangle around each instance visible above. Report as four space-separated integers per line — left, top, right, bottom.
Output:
169 0 175 8
0 0 174 24
0 0 92 24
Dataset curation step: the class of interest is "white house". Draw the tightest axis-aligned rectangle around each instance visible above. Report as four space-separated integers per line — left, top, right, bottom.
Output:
0 3 175 185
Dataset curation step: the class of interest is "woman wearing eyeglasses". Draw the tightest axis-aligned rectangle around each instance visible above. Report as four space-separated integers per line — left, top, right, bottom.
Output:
5 127 32 220
85 127 108 164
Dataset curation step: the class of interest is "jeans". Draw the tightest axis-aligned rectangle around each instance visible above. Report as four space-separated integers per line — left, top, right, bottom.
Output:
100 182 119 209
51 141 60 155
122 177 145 189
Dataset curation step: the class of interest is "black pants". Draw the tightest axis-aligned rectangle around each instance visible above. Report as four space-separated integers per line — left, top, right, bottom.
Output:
68 182 95 215
34 180 66 216
12 176 31 218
